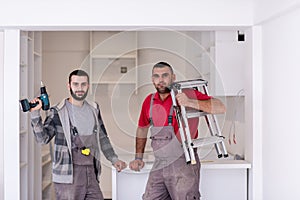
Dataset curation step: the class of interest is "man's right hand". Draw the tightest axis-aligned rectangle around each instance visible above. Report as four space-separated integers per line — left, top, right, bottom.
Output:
30 98 42 111
129 159 145 171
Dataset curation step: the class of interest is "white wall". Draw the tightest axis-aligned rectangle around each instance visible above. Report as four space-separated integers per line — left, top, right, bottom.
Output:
254 0 300 23
0 31 4 200
259 7 300 200
0 0 253 29
2 30 21 200
252 0 300 199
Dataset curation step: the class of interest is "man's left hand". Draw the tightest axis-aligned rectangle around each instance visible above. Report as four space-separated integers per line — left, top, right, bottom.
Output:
114 160 127 172
176 93 195 108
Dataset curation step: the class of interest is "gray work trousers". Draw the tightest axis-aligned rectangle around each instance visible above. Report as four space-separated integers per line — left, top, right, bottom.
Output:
143 154 201 200
54 165 103 200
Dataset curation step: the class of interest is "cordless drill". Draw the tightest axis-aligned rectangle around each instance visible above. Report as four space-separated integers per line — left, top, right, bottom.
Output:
20 81 50 112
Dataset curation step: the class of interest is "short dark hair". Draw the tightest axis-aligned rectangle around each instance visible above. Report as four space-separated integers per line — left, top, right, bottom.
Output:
152 61 174 74
69 69 90 84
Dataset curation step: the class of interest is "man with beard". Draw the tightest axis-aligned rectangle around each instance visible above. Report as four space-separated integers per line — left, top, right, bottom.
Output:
129 62 226 200
30 69 126 200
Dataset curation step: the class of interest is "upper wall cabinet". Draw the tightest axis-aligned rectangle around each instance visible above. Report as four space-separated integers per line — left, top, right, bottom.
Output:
137 31 211 79
136 31 216 97
212 31 247 96
88 31 138 87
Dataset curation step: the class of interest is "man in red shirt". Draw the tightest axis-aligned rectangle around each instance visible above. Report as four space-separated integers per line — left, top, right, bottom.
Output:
129 62 226 200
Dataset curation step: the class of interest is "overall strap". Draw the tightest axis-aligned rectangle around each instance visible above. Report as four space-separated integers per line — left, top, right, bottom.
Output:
67 109 78 136
168 105 174 126
149 93 155 126
149 93 174 126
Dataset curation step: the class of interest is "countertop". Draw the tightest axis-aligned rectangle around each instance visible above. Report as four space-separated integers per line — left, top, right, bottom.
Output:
114 159 251 174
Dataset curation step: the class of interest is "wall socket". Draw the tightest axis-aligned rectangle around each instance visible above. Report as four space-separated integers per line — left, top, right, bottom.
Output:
237 31 245 42
120 66 127 73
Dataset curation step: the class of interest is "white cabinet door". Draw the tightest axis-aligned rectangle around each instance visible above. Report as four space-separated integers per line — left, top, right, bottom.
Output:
112 162 250 200
213 31 247 96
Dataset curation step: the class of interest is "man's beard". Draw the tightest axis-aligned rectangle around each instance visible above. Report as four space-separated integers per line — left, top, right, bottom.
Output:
70 88 88 101
155 84 171 94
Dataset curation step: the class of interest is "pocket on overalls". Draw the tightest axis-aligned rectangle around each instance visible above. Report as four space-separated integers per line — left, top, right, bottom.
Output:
150 127 173 140
150 128 173 154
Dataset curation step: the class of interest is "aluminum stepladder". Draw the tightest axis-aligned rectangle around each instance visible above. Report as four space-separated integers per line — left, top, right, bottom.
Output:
170 78 228 165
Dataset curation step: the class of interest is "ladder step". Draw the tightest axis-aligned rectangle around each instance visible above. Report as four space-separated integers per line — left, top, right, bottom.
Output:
192 136 225 148
173 79 208 89
186 110 208 118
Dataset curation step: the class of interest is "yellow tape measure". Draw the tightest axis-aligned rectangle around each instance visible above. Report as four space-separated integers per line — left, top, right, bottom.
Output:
81 148 90 156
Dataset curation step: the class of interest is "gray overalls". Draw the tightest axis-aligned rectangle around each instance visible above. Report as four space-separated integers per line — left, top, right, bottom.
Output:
143 94 201 200
54 116 104 200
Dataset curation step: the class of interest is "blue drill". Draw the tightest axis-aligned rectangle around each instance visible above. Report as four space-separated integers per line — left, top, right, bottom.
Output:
20 81 50 112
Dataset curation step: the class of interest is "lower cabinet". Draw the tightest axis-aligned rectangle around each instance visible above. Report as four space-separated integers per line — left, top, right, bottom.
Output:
112 160 250 200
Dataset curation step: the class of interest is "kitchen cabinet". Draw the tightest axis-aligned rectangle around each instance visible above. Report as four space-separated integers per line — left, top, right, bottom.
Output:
112 159 251 200
89 31 138 90
212 31 247 96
